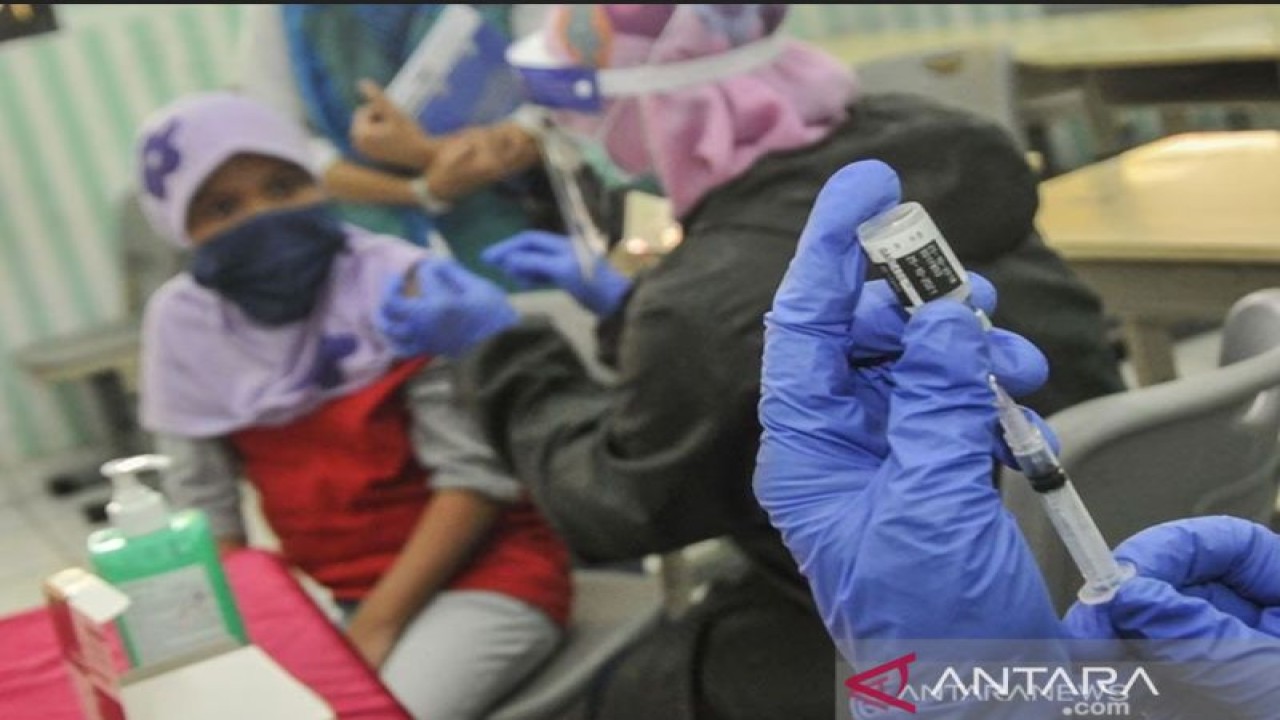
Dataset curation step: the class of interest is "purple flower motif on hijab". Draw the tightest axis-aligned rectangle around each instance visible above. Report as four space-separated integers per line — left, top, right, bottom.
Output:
142 119 182 200
306 333 359 390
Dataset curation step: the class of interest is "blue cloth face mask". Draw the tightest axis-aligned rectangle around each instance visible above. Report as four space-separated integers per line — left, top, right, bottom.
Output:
190 203 347 325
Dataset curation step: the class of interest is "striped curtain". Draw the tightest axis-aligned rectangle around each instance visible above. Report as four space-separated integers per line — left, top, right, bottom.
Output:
0 5 243 467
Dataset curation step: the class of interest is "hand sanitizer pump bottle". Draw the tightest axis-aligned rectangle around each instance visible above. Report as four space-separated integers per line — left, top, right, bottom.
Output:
86 454 248 668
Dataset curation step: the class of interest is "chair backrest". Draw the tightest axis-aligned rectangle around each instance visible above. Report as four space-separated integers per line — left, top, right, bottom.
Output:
487 568 663 720
1219 289 1280 366
852 43 1027 149
1002 288 1280 613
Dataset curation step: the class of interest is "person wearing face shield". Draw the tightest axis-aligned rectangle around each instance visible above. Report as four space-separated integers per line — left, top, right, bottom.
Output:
238 4 568 290
133 92 573 720
377 6 1125 719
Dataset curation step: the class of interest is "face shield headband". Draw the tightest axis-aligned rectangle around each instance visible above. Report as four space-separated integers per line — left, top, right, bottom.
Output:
506 30 788 112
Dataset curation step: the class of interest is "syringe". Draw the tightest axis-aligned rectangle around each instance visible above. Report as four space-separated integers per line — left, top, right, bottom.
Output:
988 379 1135 604
857 201 1134 604
531 117 611 281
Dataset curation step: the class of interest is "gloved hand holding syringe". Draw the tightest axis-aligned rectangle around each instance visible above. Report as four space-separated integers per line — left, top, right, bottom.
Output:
527 113 609 281
857 201 1136 605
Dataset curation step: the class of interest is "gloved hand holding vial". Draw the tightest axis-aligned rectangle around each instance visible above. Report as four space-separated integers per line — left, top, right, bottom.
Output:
758 158 1280 720
857 198 1136 605
756 159 1069 663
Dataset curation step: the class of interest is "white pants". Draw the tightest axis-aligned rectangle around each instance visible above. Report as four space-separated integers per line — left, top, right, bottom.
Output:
379 590 562 720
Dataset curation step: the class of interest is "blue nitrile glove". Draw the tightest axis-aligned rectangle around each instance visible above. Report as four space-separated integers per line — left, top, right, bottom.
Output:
481 230 632 316
754 160 1068 718
375 258 519 359
1063 516 1280 718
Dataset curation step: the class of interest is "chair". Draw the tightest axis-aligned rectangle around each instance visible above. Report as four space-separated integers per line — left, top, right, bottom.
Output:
851 43 1107 177
486 569 664 720
853 44 1027 149
1002 288 1280 613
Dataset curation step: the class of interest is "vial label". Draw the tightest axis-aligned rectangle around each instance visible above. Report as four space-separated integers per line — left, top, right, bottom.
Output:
871 258 916 308
868 239 966 308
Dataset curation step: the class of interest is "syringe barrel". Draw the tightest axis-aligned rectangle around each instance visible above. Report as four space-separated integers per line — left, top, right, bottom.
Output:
1038 480 1132 603
1012 447 1062 483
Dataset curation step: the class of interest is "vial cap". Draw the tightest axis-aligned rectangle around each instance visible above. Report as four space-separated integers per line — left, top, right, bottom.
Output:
856 201 926 245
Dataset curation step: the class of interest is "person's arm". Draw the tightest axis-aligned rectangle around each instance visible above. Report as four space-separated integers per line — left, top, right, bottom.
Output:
343 359 519 668
153 433 247 555
321 129 538 212
348 80 438 173
345 80 541 203
404 358 522 503
321 160 421 207
344 488 502 668
454 249 762 563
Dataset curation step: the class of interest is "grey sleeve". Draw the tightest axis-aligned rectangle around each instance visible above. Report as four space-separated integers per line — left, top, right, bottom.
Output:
405 360 523 503
154 434 247 541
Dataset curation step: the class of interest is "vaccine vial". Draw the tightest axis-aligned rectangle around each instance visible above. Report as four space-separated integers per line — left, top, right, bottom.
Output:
856 201 971 311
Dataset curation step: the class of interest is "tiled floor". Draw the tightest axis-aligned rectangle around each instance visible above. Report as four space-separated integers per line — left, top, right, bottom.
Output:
0 446 114 613
0 325 1228 618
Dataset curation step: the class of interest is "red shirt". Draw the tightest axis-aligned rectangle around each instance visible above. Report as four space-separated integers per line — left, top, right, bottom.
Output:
229 359 572 626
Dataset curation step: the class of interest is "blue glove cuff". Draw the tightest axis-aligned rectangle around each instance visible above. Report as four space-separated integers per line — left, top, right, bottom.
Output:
583 261 632 317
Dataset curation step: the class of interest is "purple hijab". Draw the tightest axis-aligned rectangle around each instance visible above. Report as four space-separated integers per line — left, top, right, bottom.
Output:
135 92 429 437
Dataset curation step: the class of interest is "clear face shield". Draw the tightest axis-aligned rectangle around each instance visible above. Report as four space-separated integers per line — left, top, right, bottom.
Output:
507 17 786 268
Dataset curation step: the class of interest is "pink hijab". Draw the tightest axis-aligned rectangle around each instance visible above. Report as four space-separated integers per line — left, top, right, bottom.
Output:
543 4 859 217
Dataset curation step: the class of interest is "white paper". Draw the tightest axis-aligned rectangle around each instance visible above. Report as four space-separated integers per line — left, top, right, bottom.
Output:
121 645 334 720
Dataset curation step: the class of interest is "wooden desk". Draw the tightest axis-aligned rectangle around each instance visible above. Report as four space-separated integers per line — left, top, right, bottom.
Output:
808 5 1280 72
1036 130 1280 386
